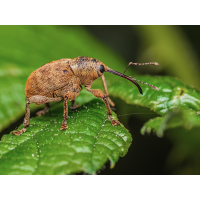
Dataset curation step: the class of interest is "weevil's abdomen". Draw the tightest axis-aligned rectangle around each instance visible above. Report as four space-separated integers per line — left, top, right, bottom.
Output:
25 59 78 98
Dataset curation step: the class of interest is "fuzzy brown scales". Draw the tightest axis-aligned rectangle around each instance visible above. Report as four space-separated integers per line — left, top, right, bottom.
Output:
70 57 101 86
12 56 159 136
25 59 74 98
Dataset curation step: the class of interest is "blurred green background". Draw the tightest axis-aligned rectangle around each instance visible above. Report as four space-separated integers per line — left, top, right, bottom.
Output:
1 25 200 174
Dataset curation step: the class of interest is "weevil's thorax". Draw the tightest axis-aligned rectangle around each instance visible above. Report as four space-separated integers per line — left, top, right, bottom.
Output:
70 57 106 86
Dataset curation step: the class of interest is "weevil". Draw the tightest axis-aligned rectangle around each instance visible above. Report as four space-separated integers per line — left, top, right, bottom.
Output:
12 56 159 135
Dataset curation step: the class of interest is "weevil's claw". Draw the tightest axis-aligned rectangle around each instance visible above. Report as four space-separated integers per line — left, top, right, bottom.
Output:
108 115 120 126
111 120 120 126
60 122 68 130
12 128 26 136
60 125 67 130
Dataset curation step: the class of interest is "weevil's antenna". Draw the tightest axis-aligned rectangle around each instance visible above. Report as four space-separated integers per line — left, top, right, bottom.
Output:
106 68 159 93
123 62 159 74
131 77 159 91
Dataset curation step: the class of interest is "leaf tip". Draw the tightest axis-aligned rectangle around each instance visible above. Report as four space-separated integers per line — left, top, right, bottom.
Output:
110 163 115 169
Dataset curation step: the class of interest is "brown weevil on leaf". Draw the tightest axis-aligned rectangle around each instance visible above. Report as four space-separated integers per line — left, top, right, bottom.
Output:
12 56 159 135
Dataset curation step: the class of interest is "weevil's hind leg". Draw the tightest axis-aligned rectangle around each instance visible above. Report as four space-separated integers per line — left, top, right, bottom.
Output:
32 96 62 116
12 95 62 136
12 101 30 135
70 99 79 109
36 103 50 116
85 85 120 126
102 74 115 107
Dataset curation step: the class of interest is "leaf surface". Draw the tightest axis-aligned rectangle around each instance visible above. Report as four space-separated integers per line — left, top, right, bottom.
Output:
108 75 200 136
0 99 132 175
108 75 200 115
141 109 200 137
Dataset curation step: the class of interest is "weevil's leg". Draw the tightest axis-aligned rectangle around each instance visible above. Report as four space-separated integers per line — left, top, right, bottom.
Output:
36 103 50 116
61 91 80 130
85 85 120 126
60 94 68 130
70 99 79 109
12 96 62 136
12 101 30 135
23 100 31 128
101 74 115 107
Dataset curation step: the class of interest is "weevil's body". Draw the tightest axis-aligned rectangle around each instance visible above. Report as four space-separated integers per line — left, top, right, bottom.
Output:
25 57 110 100
13 56 159 135
25 58 81 102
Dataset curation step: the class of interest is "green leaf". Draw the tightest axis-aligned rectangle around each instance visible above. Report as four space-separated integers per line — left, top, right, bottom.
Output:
108 75 200 136
0 99 132 175
0 26 134 175
141 109 200 137
109 75 200 115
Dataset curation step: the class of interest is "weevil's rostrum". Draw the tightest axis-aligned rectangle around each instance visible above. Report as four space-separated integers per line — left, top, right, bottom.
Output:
13 56 159 135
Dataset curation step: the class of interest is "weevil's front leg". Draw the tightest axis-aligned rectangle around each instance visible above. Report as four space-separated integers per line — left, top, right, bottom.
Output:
101 74 115 107
36 103 50 116
85 85 120 126
12 101 30 135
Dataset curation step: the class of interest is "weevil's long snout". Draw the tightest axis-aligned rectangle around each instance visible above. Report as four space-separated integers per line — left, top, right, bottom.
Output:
106 68 143 94
106 67 159 94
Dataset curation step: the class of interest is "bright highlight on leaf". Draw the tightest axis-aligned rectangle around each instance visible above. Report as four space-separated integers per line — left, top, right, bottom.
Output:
0 99 132 175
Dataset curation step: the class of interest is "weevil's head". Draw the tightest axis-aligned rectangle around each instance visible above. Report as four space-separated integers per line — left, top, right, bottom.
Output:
70 57 105 86
95 62 108 77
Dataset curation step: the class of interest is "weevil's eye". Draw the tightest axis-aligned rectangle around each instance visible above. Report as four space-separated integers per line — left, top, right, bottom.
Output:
100 65 105 73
